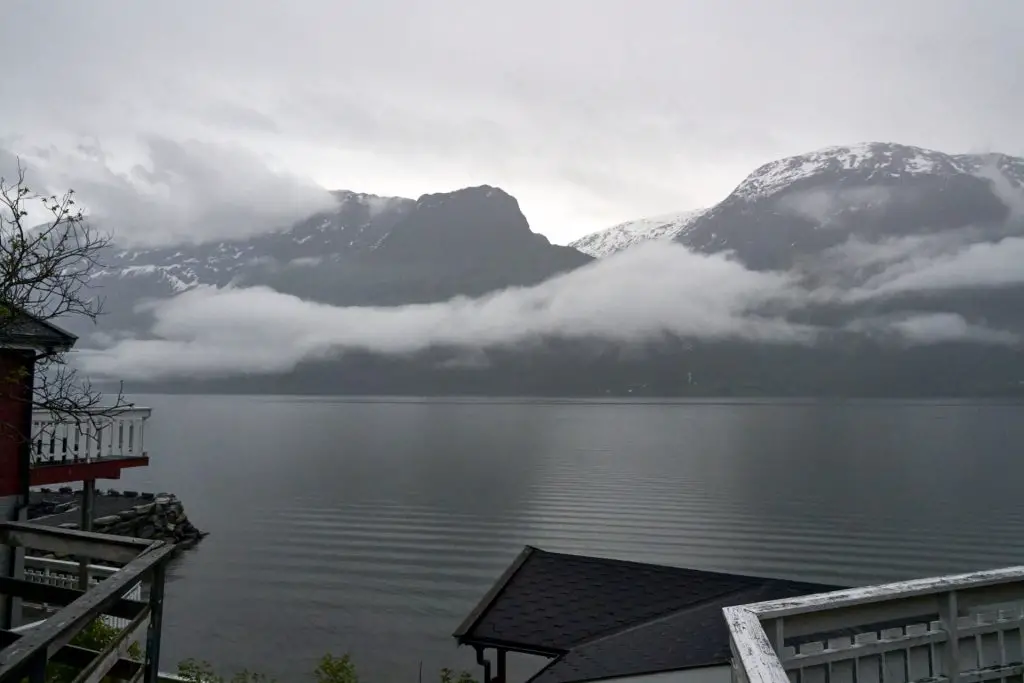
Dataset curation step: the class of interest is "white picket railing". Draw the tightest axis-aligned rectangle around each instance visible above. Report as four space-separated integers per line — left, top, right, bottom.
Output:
22 555 143 629
725 565 1024 683
30 407 151 466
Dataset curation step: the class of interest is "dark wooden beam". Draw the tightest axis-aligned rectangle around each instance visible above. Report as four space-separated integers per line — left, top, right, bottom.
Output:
68 604 150 683
0 630 142 680
0 523 153 564
0 577 145 620
0 542 175 683
78 480 96 591
29 458 150 487
142 561 166 683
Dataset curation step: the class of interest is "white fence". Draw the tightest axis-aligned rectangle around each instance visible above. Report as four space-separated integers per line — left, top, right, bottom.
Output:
23 555 143 629
725 565 1024 683
30 407 151 465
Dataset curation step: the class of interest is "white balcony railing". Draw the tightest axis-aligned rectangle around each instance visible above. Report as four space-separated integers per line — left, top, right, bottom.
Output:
725 565 1024 683
30 407 151 466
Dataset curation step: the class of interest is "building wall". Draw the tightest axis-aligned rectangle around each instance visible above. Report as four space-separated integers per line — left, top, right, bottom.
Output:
0 493 22 628
0 350 35 628
0 350 32 497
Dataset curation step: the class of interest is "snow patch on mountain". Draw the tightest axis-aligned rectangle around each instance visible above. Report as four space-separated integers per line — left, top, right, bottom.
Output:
92 264 200 293
570 209 705 257
732 143 973 202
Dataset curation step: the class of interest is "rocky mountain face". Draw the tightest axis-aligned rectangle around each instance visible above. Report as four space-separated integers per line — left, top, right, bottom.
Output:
672 143 1024 340
676 143 1022 270
83 142 1024 396
574 143 1023 262
84 185 592 339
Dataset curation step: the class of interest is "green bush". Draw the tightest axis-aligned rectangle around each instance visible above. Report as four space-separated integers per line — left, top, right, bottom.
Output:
43 620 479 683
177 655 478 683
45 619 142 683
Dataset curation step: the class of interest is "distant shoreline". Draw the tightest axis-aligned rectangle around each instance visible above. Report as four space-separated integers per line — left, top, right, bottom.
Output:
107 390 1024 405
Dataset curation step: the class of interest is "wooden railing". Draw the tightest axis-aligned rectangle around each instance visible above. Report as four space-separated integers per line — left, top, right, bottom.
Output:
0 521 174 683
23 555 143 629
725 565 1024 683
30 407 151 466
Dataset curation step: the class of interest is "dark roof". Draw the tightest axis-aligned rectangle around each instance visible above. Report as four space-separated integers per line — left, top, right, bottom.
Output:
0 310 77 351
454 547 843 683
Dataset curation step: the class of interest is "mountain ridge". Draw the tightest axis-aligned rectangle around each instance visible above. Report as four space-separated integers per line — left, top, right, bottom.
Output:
81 140 1024 396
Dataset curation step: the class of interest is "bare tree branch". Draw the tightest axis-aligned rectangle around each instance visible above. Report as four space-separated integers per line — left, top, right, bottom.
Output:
0 160 131 440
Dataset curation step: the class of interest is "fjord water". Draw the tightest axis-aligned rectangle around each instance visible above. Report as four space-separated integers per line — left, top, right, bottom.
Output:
117 395 1024 681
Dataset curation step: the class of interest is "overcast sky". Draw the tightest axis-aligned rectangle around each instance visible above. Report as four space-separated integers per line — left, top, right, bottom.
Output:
2 0 1023 245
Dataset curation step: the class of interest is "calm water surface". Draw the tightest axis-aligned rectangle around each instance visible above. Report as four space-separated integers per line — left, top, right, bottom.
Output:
114 396 1024 681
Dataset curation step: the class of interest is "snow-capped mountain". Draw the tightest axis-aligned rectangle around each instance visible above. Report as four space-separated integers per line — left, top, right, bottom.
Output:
93 190 415 294
569 209 705 257
83 185 591 338
677 142 1024 270
572 143 1024 261
81 141 1024 396
730 143 1024 202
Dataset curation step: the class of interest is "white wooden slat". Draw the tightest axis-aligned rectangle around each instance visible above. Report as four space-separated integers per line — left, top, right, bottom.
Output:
728 571 1024 683
29 408 152 465
907 624 934 682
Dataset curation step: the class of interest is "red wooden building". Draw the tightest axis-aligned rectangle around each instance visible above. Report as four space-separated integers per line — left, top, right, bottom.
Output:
0 312 151 520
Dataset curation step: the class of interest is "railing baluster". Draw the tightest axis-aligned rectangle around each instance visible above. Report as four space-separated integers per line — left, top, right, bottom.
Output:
940 591 960 682
30 407 151 468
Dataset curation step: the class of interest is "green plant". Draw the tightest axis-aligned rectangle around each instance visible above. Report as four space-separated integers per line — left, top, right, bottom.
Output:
439 668 477 683
178 658 279 683
313 655 358 683
44 618 143 683
177 656 476 683
42 620 478 683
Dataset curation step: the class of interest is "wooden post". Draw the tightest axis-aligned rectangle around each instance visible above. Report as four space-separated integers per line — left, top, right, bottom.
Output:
8 504 25 629
939 590 960 681
77 479 95 591
143 560 166 683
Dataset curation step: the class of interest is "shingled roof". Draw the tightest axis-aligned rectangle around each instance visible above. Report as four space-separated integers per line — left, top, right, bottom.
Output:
0 309 77 352
454 547 843 683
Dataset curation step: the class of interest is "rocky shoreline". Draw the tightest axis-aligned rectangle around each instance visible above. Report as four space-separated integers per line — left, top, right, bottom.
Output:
28 488 208 550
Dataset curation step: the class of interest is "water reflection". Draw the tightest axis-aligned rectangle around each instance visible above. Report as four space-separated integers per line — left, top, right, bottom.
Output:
114 396 1024 682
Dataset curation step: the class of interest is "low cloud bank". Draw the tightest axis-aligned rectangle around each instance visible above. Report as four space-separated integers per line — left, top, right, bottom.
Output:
78 237 1024 381
79 243 812 380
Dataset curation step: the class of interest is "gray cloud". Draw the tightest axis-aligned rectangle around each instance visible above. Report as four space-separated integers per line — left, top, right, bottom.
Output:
4 0 1023 378
77 222 1024 381
2 0 1023 242
849 313 1019 346
8 137 335 246
78 242 814 380
777 186 894 227
975 158 1024 219
891 313 1018 346
847 237 1024 300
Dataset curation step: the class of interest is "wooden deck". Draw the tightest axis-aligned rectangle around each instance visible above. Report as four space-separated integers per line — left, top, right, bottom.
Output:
0 521 174 683
27 490 156 527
